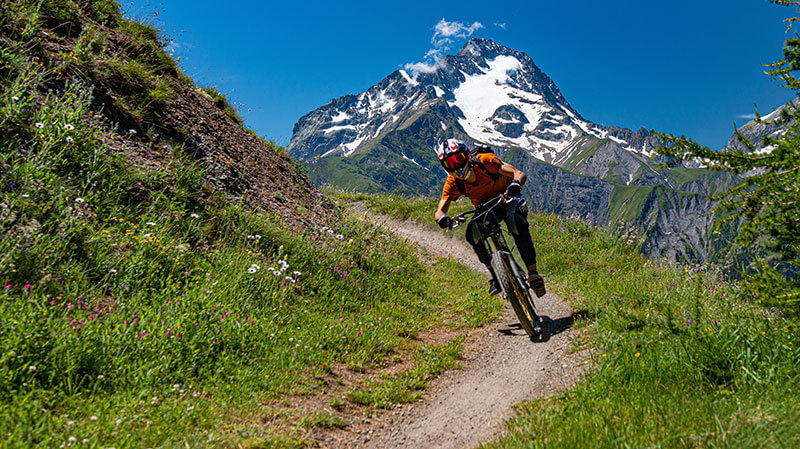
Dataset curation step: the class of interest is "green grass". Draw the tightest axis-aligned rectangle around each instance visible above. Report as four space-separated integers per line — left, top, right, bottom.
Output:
0 10 503 448
481 214 800 448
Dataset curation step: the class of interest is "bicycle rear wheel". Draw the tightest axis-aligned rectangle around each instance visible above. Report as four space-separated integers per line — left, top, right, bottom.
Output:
491 251 540 338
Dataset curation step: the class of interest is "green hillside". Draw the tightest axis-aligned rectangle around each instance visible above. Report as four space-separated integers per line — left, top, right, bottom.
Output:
0 2 501 447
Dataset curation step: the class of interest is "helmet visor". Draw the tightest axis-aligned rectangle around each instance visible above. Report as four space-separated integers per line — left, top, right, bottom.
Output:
442 151 468 172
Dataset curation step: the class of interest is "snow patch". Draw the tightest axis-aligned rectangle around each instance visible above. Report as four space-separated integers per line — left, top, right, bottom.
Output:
433 85 445 97
331 111 350 123
399 69 419 86
324 124 357 134
401 154 430 171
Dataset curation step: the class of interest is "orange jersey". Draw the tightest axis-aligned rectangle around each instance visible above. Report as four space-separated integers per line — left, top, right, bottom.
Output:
440 153 513 207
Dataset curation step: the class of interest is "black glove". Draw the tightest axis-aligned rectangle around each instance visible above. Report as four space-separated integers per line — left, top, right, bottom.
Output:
505 179 522 197
437 214 453 229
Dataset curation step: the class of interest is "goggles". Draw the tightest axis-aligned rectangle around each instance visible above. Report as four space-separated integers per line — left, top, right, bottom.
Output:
442 151 468 172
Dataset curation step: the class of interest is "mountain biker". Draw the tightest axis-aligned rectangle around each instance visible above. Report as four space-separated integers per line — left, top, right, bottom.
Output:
433 138 545 297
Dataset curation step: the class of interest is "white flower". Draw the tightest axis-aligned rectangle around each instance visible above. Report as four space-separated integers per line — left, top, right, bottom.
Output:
12 96 19 101
143 233 154 238
65 136 73 143
251 264 260 270
64 124 74 130
272 270 280 276
67 436 77 444
284 276 296 283
108 269 117 274
146 222 156 226
89 415 98 421
335 234 344 240
74 197 84 203
293 271 302 276
128 129 136 134
28 365 36 372
190 213 199 219
35 122 44 128
21 194 29 198
97 374 105 380
247 267 257 274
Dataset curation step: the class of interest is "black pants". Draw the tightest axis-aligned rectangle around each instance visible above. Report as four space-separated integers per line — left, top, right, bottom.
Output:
465 197 537 269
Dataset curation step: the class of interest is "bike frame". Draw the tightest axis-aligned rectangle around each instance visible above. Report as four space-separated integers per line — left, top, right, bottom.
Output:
454 195 541 338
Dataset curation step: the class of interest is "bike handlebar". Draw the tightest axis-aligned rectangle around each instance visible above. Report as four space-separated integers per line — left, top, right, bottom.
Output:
450 194 510 228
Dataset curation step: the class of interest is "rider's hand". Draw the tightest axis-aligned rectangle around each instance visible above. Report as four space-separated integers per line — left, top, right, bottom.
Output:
505 179 522 197
437 214 453 229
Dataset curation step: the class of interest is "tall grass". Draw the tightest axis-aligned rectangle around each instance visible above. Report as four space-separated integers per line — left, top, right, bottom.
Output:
483 214 800 448
0 9 503 448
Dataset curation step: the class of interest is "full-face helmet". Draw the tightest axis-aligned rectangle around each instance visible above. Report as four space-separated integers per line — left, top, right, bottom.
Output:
436 138 471 179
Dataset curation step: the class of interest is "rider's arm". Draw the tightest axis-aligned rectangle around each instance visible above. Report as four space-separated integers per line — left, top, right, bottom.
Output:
434 197 451 222
498 162 527 185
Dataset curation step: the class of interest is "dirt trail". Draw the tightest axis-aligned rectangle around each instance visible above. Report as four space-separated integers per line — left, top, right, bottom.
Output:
331 204 587 449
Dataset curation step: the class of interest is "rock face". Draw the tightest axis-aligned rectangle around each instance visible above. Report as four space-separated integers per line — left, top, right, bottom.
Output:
288 38 742 264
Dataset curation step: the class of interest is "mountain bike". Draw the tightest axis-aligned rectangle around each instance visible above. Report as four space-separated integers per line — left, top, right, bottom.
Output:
453 194 541 339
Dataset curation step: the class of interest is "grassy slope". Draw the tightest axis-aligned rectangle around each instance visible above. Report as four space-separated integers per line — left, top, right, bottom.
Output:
0 3 503 448
354 193 800 449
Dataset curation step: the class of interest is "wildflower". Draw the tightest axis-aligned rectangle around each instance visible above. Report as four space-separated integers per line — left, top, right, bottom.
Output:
4 284 10 290
109 269 117 274
190 213 199 219
248 267 257 274
97 374 104 380
293 271 302 276
146 222 156 226
74 197 84 203
335 234 344 240
35 122 44 128
24 284 31 289
128 129 136 134
28 365 36 372
68 436 77 444
64 124 74 130
272 270 280 276
65 136 73 143
89 415 98 421
12 96 18 101
284 276 296 283
21 193 29 198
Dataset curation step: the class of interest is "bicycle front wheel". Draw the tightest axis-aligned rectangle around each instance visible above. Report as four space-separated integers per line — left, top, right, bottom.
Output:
491 251 540 338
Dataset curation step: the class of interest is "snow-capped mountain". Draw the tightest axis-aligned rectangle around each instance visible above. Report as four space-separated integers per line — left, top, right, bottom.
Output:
289 39 657 168
288 39 742 265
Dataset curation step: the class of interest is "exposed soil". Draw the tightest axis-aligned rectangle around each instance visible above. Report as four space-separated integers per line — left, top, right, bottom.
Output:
312 204 589 449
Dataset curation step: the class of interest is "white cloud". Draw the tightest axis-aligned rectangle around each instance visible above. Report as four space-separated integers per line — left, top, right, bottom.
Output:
737 113 757 120
404 18 484 76
494 22 507 29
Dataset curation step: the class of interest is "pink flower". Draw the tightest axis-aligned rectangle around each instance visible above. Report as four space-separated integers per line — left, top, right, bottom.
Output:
24 284 31 289
4 284 10 290
339 317 344 322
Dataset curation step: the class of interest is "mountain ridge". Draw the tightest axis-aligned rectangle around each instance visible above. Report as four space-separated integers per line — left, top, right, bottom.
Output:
289 38 742 265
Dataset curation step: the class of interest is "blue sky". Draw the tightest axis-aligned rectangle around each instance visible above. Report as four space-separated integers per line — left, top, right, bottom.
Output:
131 0 795 149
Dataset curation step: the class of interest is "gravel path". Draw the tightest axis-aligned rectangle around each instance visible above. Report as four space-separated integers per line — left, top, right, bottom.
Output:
333 204 587 449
